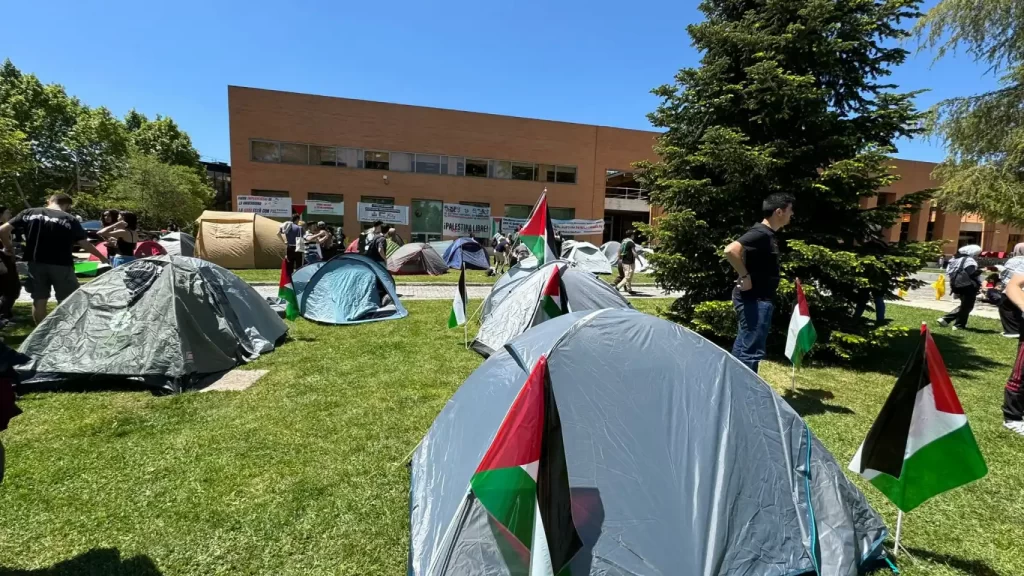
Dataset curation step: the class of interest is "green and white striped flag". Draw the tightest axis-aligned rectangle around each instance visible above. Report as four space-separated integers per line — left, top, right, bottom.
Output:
784 279 817 368
448 264 467 329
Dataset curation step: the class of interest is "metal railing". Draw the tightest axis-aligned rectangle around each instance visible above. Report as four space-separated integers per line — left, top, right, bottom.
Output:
605 187 650 201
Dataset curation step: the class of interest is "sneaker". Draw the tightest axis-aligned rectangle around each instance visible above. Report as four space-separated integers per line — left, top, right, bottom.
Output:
1003 333 1020 339
952 326 961 331
937 318 949 327
1003 420 1024 437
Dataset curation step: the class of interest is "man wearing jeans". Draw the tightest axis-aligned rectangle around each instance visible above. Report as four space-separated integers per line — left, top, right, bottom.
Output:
723 193 794 373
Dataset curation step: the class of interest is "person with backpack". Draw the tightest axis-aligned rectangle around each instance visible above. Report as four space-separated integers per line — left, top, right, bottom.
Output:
938 245 983 330
493 233 510 273
616 230 638 294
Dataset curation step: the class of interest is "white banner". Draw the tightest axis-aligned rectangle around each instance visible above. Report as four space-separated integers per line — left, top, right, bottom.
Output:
443 204 491 237
357 202 409 225
236 195 292 218
305 200 344 216
491 217 604 235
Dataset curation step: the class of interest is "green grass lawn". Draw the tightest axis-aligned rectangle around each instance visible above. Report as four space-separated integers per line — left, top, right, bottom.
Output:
232 267 656 286
0 301 1019 575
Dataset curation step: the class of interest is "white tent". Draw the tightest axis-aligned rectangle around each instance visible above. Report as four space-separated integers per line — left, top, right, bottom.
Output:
159 232 196 257
560 240 612 275
601 240 654 274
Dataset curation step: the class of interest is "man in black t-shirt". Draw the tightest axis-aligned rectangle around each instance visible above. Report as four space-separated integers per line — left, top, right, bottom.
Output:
367 225 389 265
723 193 794 373
0 194 108 324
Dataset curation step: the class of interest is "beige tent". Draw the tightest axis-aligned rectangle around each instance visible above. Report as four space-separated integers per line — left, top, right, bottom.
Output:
194 211 286 269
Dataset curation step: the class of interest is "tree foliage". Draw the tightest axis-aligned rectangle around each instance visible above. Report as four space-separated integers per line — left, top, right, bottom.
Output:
637 0 939 358
916 0 1024 227
124 110 203 172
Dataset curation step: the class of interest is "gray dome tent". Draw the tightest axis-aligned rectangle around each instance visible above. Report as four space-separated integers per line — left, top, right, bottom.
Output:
410 309 890 575
17 256 287 393
472 261 630 356
387 242 448 276
159 231 196 257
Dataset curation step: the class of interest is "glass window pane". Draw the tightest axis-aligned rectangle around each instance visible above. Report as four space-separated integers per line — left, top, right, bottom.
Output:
466 158 488 178
338 147 360 168
555 166 577 184
492 161 511 179
504 204 532 219
251 141 280 162
412 199 443 238
415 154 441 174
457 158 465 176
537 164 556 182
280 143 308 164
310 146 336 166
361 195 394 205
364 150 390 170
549 207 576 220
440 156 449 175
391 152 413 172
511 162 534 181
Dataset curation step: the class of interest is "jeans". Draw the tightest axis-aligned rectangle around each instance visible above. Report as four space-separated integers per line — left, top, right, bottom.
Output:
111 255 136 268
732 289 774 373
854 291 886 323
941 287 977 328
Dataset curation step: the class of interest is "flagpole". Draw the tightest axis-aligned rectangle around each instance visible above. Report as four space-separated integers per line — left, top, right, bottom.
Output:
893 511 903 557
791 363 797 393
464 320 468 349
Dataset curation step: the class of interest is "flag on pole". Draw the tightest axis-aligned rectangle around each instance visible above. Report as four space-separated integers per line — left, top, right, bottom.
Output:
278 259 300 320
448 264 467 329
468 355 583 575
784 279 817 368
74 261 107 276
532 265 565 325
849 324 987 512
520 192 558 265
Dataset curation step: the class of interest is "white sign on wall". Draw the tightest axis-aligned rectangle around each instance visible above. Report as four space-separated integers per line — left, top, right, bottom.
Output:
305 200 344 216
442 204 491 237
357 202 409 225
491 217 604 235
236 195 292 218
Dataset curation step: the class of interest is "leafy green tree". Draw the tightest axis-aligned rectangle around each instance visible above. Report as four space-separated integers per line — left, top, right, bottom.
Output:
637 0 939 358
84 151 213 231
915 0 1024 227
0 116 31 189
124 109 203 172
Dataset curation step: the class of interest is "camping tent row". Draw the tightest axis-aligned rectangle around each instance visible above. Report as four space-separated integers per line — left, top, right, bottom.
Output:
194 211 286 269
292 254 407 324
410 308 891 575
18 256 287 393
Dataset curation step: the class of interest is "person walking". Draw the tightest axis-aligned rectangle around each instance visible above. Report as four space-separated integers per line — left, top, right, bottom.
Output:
938 245 983 330
0 194 107 324
0 207 21 324
723 193 795 373
97 211 140 268
277 213 303 274
999 257 1024 436
616 230 638 294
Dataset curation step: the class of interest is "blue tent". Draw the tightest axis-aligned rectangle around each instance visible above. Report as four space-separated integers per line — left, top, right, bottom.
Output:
292 254 407 324
442 238 489 270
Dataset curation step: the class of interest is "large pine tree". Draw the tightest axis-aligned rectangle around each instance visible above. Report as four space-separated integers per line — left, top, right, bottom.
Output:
638 0 939 357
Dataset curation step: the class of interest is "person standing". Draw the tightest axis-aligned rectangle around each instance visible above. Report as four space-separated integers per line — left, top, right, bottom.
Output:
367 225 389 265
938 245 983 330
0 207 21 324
999 257 1024 436
723 193 795 373
98 211 139 268
278 213 303 274
0 194 107 324
616 230 638 294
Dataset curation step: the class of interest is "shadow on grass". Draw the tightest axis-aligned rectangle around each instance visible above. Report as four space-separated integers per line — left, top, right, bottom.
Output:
782 388 855 417
0 548 162 575
902 546 1004 576
851 330 1003 379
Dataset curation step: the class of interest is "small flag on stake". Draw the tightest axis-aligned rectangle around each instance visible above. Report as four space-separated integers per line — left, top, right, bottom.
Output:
849 324 987 512
532 265 565 325
278 259 300 320
784 279 817 368
520 191 558 265
448 264 467 329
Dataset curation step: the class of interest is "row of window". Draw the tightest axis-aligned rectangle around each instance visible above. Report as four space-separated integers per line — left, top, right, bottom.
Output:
250 140 579 184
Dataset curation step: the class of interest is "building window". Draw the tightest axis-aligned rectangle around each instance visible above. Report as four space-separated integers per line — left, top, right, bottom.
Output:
308 193 345 225
411 199 443 243
466 158 488 178
490 160 512 179
310 146 336 166
537 164 556 182
549 207 576 221
1008 234 1022 252
364 151 390 170
511 162 535 181
390 152 413 172
280 143 309 165
460 201 489 208
338 147 361 168
415 154 442 174
252 189 289 197
251 141 280 163
555 166 577 184
504 205 532 219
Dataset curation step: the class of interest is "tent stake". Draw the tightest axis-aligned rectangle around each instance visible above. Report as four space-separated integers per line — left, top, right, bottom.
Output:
893 510 903 557
791 363 797 393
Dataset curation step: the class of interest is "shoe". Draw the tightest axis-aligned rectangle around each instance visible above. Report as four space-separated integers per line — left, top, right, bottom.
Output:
937 318 949 327
1003 420 1024 437
1003 333 1020 339
952 326 961 331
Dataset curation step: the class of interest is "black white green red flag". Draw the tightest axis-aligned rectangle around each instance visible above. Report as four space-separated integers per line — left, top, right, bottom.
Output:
520 192 558 265
448 264 467 329
848 325 987 512
532 266 565 325
784 279 817 368
468 355 582 575
278 259 300 320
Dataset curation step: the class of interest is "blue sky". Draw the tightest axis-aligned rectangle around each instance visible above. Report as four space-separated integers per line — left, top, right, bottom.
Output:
1 0 998 164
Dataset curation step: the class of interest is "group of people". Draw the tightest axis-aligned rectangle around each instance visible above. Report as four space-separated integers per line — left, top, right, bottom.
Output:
279 215 410 276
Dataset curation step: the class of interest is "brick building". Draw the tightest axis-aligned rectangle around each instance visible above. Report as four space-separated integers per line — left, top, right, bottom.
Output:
229 86 1021 254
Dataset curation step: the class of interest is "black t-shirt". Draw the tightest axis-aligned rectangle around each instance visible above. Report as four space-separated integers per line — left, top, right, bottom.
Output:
368 236 388 262
9 208 86 266
737 222 780 299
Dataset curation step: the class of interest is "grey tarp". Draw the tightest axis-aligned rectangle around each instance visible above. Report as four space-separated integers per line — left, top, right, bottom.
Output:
410 309 889 576
17 256 287 393
472 261 630 356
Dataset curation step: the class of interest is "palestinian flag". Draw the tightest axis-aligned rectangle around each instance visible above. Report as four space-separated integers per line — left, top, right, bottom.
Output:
292 204 307 221
278 259 300 320
469 355 583 574
533 266 564 325
784 279 817 368
74 261 107 276
848 325 987 512
448 264 467 329
520 192 558 265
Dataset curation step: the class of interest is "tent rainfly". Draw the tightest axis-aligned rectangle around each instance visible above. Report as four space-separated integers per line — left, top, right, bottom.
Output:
387 243 448 276
159 232 196 257
293 254 407 324
194 211 286 269
561 240 613 275
443 238 490 270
